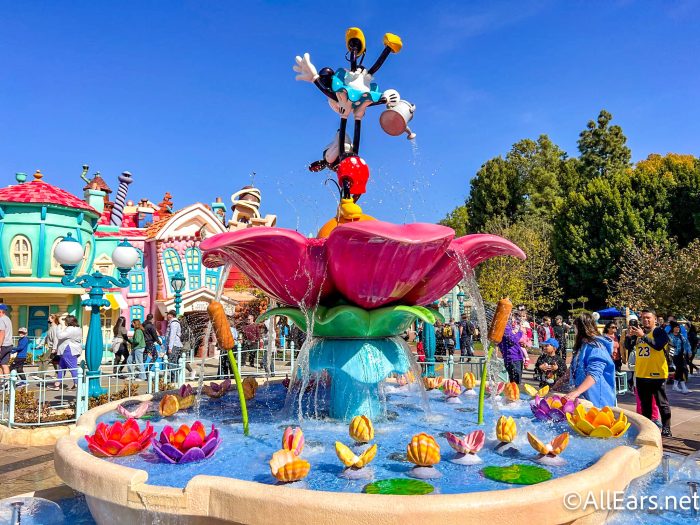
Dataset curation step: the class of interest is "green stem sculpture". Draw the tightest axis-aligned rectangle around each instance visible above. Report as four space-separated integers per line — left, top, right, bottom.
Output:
477 343 494 425
227 349 249 436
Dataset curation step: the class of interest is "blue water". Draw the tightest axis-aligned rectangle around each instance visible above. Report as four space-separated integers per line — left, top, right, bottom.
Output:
78 383 642 493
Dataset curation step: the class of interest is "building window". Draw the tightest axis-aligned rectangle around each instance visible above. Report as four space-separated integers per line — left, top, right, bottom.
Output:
129 249 146 294
93 254 114 277
130 305 145 324
163 248 182 275
81 241 92 274
185 247 201 290
205 268 220 291
10 235 32 275
50 237 65 276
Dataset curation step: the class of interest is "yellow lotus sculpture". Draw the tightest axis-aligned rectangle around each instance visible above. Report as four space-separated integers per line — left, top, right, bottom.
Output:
335 442 378 469
495 415 517 443
527 431 569 457
566 405 631 439
503 382 520 402
523 383 549 398
462 372 476 390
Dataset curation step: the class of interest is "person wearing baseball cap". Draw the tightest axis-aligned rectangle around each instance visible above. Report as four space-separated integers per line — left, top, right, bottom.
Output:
11 327 29 385
0 304 13 381
534 337 566 389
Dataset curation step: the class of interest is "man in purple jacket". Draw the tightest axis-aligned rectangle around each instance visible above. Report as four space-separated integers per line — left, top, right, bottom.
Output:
498 314 527 384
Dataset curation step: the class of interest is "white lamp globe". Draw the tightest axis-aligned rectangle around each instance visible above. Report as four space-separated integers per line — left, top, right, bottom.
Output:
54 234 85 266
112 239 139 269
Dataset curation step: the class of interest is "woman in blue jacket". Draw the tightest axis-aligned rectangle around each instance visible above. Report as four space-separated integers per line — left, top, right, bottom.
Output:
562 313 616 408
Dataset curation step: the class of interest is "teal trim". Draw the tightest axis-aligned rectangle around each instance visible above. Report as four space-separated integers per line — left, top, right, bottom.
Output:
41 206 47 221
129 305 145 323
0 281 78 288
75 226 82 244
37 216 46 278
0 220 5 277
77 212 84 225
0 205 6 218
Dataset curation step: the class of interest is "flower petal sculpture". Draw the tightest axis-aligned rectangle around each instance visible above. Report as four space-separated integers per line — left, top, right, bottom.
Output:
335 442 378 469
85 419 155 457
117 401 151 420
523 384 549 398
527 431 569 457
349 415 374 444
269 450 311 483
462 372 476 391
423 376 444 391
151 421 222 464
445 430 485 455
566 405 631 439
201 221 525 310
406 433 440 467
530 395 579 422
503 382 520 402
486 382 505 396
495 416 517 444
282 427 305 456
201 379 231 399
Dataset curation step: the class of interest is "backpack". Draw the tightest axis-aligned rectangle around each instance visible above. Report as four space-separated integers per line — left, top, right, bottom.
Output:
443 325 453 338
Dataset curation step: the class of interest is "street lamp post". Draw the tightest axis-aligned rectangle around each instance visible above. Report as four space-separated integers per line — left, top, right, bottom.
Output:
170 271 186 316
54 234 139 397
457 290 466 315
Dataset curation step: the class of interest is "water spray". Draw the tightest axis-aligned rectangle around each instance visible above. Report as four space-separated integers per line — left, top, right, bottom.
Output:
477 297 512 425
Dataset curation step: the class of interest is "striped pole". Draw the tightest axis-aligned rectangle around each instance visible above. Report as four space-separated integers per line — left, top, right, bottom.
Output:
110 171 133 226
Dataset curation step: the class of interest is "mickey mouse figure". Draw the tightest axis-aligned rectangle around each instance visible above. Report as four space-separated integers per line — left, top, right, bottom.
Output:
294 27 404 178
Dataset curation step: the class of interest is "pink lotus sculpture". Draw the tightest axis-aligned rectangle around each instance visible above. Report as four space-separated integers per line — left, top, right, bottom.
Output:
201 221 524 310
85 419 155 458
117 401 151 419
151 421 222 464
282 427 305 456
530 395 579 422
445 430 485 465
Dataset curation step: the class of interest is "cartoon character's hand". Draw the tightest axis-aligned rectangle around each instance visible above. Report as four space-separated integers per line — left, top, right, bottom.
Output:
332 92 353 117
383 89 401 108
293 53 319 82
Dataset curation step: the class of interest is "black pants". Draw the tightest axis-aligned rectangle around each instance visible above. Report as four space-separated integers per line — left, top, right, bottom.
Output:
690 350 698 374
505 360 523 384
10 357 26 381
636 377 671 427
114 343 129 372
219 351 232 377
673 353 688 383
556 346 567 361
244 342 257 367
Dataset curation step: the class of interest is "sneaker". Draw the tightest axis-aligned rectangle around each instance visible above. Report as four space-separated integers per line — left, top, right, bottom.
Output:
189 371 197 381
680 382 690 394
30 375 42 380
672 381 681 392
661 427 672 437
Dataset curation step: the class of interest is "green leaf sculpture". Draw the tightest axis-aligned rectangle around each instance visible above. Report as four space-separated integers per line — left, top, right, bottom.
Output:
481 464 552 485
363 478 434 495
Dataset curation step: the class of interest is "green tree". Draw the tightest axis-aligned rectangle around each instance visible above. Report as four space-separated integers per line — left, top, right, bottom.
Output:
440 205 469 237
466 157 521 232
577 110 631 178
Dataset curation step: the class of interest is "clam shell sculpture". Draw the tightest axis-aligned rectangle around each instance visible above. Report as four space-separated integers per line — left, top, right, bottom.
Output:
523 383 549 398
503 382 520 402
495 415 517 444
527 431 569 457
85 418 155 457
423 376 444 391
349 415 374 444
566 405 631 439
335 442 378 469
159 394 180 417
530 395 578 422
269 449 311 483
406 433 441 467
117 401 150 419
151 421 222 464
443 379 462 399
282 426 305 456
201 379 231 399
445 429 485 455
462 372 476 391
242 376 258 401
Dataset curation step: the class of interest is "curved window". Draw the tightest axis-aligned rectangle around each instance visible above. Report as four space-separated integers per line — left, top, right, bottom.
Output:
129 249 146 294
50 237 64 275
162 248 183 294
80 241 92 274
130 305 145 323
10 235 32 275
185 247 201 290
205 267 221 291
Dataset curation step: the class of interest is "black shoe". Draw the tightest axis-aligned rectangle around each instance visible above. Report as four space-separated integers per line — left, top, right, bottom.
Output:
661 426 672 437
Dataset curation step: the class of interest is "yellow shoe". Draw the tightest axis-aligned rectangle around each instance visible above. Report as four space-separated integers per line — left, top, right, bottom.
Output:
383 33 402 53
339 198 363 220
346 27 366 55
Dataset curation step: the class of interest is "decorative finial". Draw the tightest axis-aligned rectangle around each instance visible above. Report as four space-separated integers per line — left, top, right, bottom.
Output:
33 170 43 181
15 172 27 184
80 165 90 184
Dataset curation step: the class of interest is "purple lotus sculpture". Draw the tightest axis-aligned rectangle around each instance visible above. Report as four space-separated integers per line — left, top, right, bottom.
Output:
151 421 222 464
202 379 231 399
530 395 579 422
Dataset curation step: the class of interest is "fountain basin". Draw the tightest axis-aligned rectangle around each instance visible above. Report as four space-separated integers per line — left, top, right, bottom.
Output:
54 392 662 525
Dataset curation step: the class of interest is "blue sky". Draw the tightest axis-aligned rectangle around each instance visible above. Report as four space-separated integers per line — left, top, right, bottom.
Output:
1 1 698 235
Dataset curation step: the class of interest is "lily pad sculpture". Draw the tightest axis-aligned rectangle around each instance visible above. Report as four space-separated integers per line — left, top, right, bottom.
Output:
482 464 552 485
363 478 434 495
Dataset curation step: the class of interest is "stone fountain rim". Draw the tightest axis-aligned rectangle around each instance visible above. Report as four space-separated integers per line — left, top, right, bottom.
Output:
54 392 663 525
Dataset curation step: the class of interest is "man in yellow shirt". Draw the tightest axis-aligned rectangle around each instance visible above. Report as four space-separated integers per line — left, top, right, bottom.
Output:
629 309 672 437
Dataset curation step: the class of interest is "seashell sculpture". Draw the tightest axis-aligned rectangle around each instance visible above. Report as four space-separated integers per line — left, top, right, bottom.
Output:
159 394 180 417
486 381 505 397
445 429 485 465
406 433 441 479
201 379 231 399
503 382 520 402
349 415 374 444
282 427 305 456
523 383 549 398
566 405 631 439
242 376 258 401
462 372 477 394
117 401 150 419
423 376 444 391
443 379 462 403
527 431 569 466
396 371 415 387
151 421 222 464
335 442 378 469
269 449 311 483
85 418 155 458
530 395 578 422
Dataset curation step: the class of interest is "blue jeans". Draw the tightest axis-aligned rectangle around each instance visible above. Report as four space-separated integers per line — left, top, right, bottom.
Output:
127 348 146 380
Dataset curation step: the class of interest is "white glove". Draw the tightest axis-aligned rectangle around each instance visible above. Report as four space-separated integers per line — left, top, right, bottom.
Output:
293 53 319 82
383 89 400 108
330 92 353 117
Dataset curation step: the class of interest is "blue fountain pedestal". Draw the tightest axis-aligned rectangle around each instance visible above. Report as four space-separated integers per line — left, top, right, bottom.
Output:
307 337 412 421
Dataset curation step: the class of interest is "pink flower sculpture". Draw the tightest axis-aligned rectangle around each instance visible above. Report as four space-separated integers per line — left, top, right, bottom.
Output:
201 221 525 309
85 418 155 457
281 427 305 456
531 395 579 422
117 401 151 419
445 430 485 455
151 421 222 464
179 384 194 398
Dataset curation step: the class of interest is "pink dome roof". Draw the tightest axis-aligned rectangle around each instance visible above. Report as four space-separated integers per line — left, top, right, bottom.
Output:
0 171 98 216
